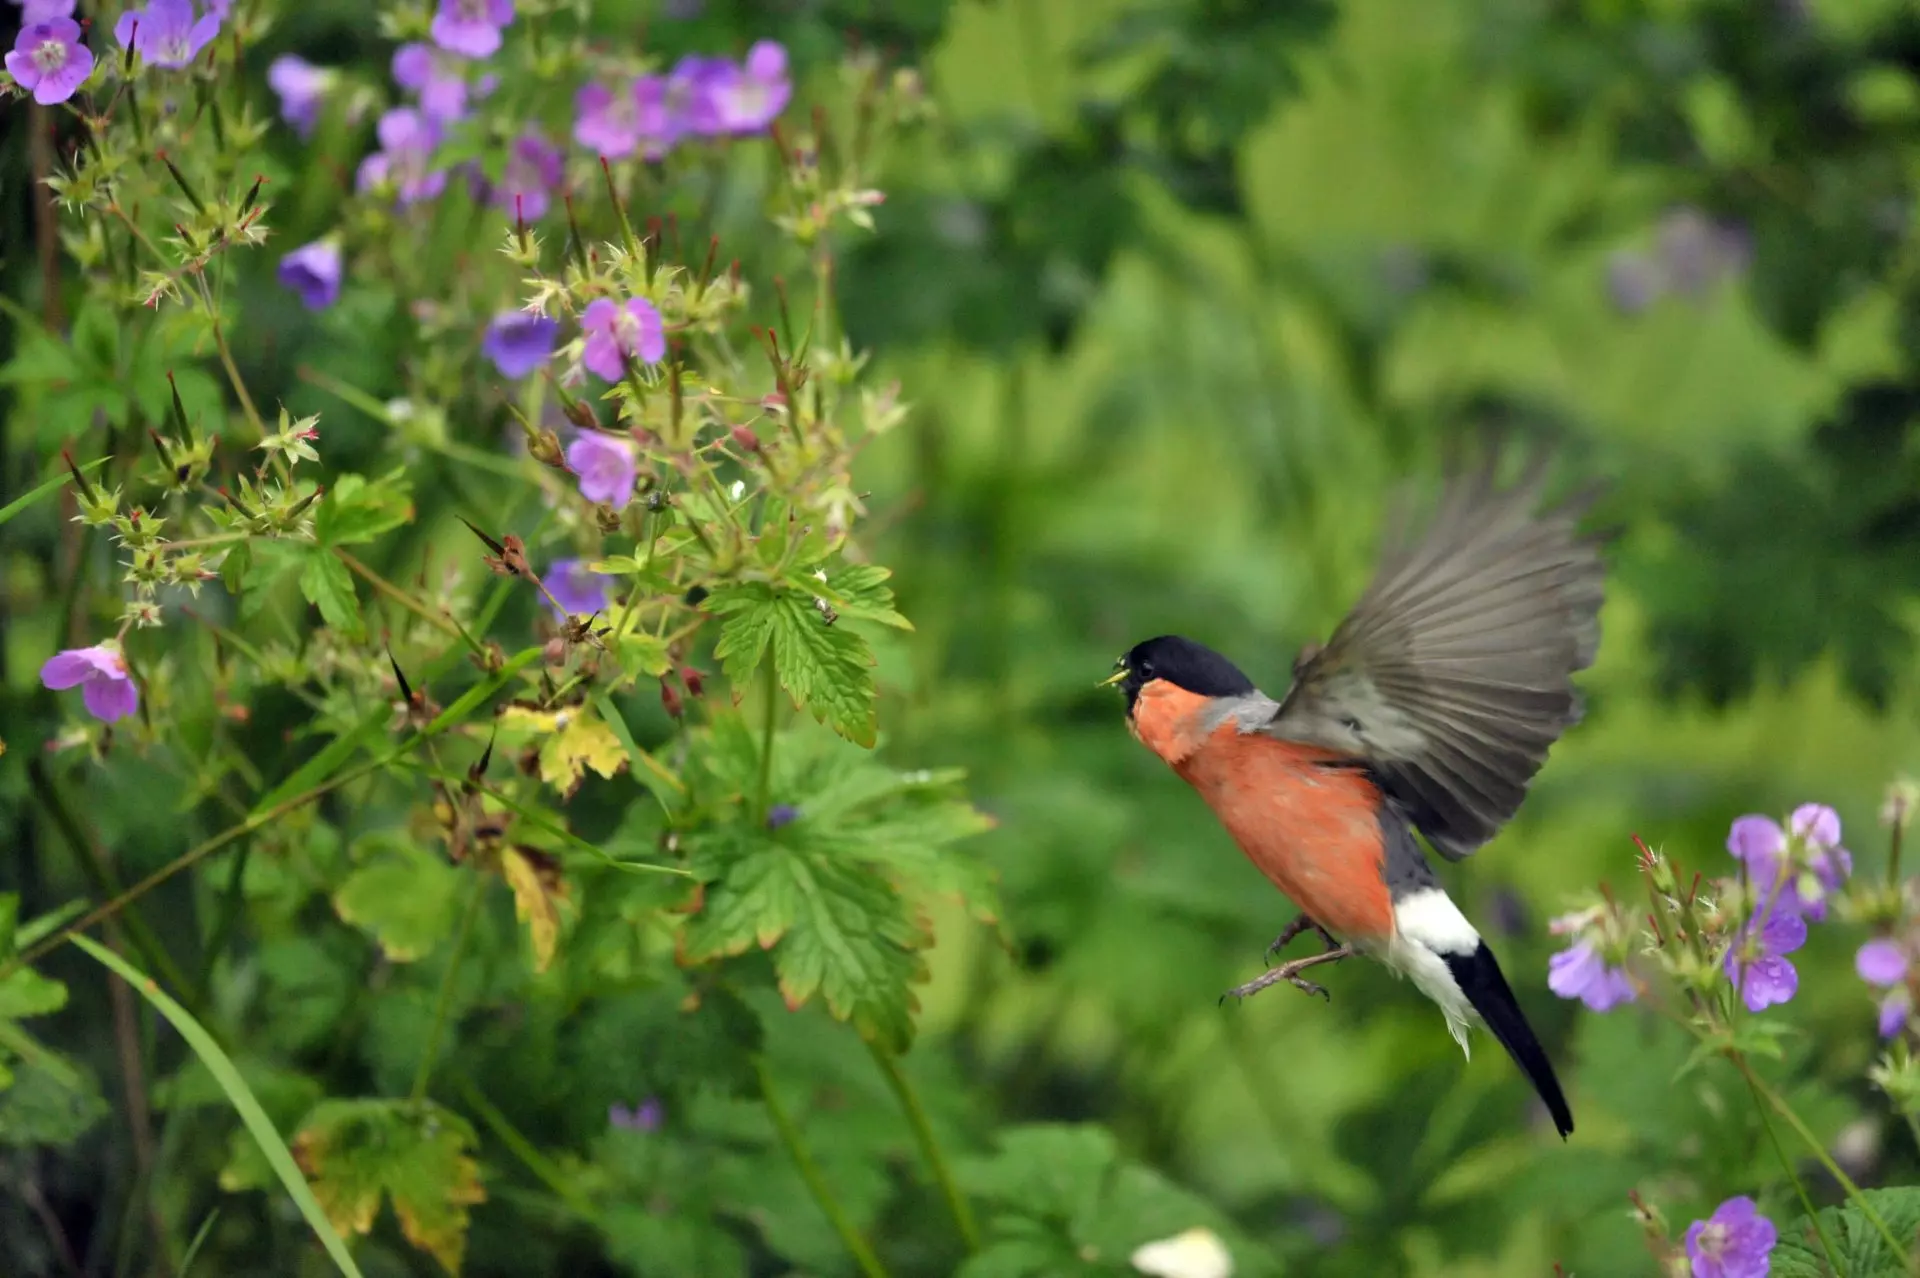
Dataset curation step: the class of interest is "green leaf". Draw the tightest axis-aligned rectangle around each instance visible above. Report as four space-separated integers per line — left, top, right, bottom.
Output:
67 934 366 1278
0 458 109 530
711 583 878 746
1773 1187 1920 1278
239 540 305 619
0 893 16 957
816 564 913 630
300 550 365 639
957 1124 1280 1278
682 837 928 1051
315 471 415 547
332 839 464 962
0 1051 108 1148
0 967 69 1020
292 1098 486 1276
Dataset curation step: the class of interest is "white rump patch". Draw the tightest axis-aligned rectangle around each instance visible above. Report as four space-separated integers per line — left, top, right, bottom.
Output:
1383 888 1484 1058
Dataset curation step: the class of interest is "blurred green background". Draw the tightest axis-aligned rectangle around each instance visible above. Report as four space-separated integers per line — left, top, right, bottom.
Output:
8 0 1920 1273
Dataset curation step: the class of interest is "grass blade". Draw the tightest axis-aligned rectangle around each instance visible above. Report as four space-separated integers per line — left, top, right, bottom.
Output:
66 935 367 1278
0 457 110 529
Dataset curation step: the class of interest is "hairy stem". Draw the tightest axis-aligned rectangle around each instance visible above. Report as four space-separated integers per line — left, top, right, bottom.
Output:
410 874 486 1101
1737 1056 1909 1266
866 1040 980 1252
756 1056 890 1278
754 655 778 825
1742 1066 1841 1276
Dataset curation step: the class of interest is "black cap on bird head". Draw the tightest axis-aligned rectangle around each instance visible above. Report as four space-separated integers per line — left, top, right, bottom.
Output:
1101 635 1256 713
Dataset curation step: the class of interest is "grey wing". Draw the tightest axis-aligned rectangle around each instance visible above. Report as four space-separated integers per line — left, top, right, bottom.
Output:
1262 457 1606 860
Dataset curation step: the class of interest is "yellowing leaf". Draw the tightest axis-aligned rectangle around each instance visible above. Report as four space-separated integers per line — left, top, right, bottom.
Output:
293 1098 486 1275
498 847 570 973
331 840 463 962
537 708 627 797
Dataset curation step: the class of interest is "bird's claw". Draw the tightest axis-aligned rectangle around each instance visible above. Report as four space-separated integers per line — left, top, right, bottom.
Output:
1223 946 1356 1006
1263 915 1341 967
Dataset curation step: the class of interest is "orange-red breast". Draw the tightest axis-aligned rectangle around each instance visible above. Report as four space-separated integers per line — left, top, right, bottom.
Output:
1104 460 1604 1139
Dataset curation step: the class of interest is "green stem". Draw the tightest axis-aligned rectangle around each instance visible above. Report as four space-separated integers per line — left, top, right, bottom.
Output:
755 1056 889 1278
1889 818 1905 889
1738 1057 1911 1266
754 656 778 825
450 1072 598 1223
865 1040 980 1252
411 874 486 1101
1742 1066 1841 1276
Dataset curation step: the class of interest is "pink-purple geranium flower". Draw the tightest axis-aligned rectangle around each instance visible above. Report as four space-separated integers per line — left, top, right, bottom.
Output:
1858 937 1913 1039
7 18 93 104
1727 804 1851 921
492 131 563 222
579 296 666 381
267 55 332 137
481 311 558 379
573 79 641 158
355 107 447 207
545 557 614 618
1683 1196 1776 1278
564 432 638 508
18 0 76 23
608 1096 662 1132
663 53 727 138
391 42 474 124
1547 937 1635 1012
710 41 791 134
277 240 342 310
41 643 139 723
429 0 512 59
1725 901 1807 1013
114 0 221 69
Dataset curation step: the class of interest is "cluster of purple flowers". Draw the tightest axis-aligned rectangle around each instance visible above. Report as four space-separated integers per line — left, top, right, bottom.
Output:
1547 804 1852 1015
1607 206 1753 317
573 42 791 161
8 0 232 105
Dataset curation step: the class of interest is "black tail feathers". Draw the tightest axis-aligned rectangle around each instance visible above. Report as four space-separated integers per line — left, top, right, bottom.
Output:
1442 942 1574 1139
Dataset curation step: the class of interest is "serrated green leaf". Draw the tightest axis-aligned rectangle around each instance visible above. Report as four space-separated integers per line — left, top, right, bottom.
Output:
817 564 913 630
1773 1187 1920 1278
682 841 926 1051
240 540 304 619
316 471 415 547
300 550 365 639
292 1098 486 1275
711 584 877 746
220 540 252 598
332 841 463 962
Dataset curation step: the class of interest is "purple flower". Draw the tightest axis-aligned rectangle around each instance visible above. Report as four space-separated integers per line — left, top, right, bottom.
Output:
1727 808 1850 921
663 54 727 137
6 18 93 104
41 644 139 723
1606 251 1662 316
580 296 666 381
1657 206 1751 298
355 107 446 207
18 0 75 22
481 312 558 378
631 75 680 159
1547 938 1635 1012
391 42 473 124
1725 903 1807 1012
564 432 638 508
1858 938 1912 1039
574 79 641 158
493 132 563 222
766 803 801 830
545 557 613 618
267 55 331 137
114 0 221 69
429 0 512 59
1684 1196 1777 1278
710 41 792 134
277 240 343 310
609 1097 663 1132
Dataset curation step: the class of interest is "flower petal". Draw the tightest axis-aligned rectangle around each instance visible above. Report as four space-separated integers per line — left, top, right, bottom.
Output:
1857 938 1908 988
1790 803 1842 849
81 671 139 723
1727 815 1785 863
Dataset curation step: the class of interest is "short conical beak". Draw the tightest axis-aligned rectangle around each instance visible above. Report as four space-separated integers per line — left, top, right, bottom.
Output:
1097 664 1128 689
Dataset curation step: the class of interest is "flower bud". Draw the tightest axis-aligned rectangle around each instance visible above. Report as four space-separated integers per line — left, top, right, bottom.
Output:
660 678 683 720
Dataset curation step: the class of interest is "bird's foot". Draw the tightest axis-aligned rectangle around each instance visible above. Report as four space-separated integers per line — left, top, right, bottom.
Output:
1223 946 1356 1005
1263 915 1342 967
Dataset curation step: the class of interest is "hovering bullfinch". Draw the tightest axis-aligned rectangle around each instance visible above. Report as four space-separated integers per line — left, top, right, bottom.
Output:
1103 460 1604 1139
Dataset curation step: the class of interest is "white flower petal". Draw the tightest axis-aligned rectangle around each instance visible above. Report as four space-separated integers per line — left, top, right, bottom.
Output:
1130 1226 1233 1278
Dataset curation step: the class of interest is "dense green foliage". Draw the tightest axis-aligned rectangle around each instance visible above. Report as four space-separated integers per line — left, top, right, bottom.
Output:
5 0 1920 1275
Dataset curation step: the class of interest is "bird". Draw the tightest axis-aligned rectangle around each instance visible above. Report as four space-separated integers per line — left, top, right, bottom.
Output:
1100 457 1605 1139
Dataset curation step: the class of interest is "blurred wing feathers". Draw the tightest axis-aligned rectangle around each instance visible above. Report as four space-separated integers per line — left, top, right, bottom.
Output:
1263 460 1606 859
